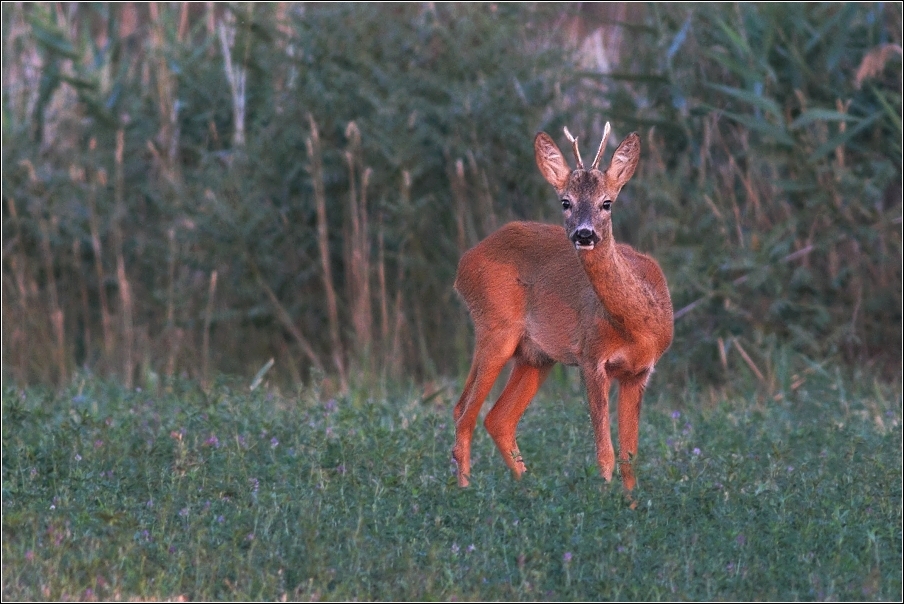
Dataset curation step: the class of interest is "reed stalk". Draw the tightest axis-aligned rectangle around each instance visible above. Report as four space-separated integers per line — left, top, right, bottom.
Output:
306 113 347 390
113 128 135 388
72 238 92 361
201 270 218 389
38 216 67 385
345 122 374 365
165 228 178 378
377 209 390 357
87 142 115 364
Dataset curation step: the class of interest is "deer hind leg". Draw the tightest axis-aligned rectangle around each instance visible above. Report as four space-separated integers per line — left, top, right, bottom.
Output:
484 362 553 479
452 332 518 487
584 364 616 482
616 373 649 492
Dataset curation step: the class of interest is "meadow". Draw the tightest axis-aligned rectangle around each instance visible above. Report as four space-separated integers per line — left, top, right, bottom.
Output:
2 365 900 601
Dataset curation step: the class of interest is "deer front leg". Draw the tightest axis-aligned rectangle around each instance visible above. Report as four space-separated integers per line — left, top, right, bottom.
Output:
583 364 616 482
616 373 648 492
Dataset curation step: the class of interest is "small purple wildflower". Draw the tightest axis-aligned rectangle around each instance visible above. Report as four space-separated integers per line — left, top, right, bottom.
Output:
270 437 279 448
246 533 255 541
736 534 746 547
178 508 189 518
249 477 260 494
563 552 573 563
168 545 177 554
204 435 220 448
787 465 794 473
671 410 681 419
336 463 347 475
451 543 460 554
25 550 35 562
217 515 225 523
94 440 104 449
692 447 701 456
467 544 476 553
74 453 82 462
325 398 338 413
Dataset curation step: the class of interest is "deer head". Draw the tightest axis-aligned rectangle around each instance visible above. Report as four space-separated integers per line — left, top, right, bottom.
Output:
534 123 640 250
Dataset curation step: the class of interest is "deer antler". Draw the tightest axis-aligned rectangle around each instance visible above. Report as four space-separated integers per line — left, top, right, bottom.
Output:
563 126 584 170
590 122 612 171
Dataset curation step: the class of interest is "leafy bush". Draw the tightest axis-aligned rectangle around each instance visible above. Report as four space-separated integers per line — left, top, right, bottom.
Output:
2 3 900 387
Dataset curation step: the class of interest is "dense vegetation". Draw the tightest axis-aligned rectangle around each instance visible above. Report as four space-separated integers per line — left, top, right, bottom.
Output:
3 3 900 389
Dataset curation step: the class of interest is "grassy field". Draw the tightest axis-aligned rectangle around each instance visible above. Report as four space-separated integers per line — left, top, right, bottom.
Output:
2 365 901 601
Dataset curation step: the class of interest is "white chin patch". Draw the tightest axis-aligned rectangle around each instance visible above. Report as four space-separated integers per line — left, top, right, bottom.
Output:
574 243 595 250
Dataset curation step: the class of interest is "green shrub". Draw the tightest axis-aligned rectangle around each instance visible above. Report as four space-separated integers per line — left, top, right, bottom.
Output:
2 3 900 387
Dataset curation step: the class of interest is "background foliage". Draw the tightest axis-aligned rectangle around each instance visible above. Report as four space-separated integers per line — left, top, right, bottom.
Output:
2 3 901 389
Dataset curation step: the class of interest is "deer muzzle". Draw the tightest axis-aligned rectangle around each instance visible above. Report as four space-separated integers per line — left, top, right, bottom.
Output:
570 227 599 250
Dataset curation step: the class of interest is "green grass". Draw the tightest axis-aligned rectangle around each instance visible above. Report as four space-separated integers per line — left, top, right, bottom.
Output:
2 368 901 601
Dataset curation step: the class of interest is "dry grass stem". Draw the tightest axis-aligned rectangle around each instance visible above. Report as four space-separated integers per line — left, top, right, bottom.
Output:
732 338 766 385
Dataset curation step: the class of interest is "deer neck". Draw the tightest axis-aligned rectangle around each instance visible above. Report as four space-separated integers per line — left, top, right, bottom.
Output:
578 227 650 335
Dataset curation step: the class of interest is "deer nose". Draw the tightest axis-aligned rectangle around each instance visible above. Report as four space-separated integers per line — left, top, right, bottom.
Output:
571 227 598 247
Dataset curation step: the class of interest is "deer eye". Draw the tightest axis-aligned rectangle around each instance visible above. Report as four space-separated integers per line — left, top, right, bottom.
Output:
561 199 572 210
601 200 612 211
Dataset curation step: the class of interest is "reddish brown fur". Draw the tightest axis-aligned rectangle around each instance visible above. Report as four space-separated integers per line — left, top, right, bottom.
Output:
452 127 672 491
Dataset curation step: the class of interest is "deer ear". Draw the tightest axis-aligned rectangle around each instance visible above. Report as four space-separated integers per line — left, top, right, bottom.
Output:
534 132 571 190
606 132 640 189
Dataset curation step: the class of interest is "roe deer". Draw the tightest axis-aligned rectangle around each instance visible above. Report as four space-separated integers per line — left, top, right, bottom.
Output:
452 123 673 491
